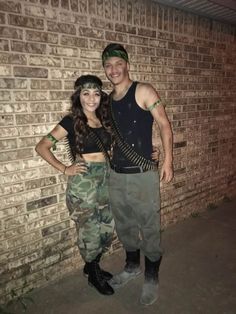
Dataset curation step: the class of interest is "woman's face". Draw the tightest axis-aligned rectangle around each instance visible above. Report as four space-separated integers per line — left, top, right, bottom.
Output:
79 88 101 114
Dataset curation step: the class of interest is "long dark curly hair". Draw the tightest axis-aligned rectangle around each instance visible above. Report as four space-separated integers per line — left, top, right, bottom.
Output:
70 75 111 155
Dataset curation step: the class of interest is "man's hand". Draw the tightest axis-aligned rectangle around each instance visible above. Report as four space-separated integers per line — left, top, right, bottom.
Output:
160 161 173 183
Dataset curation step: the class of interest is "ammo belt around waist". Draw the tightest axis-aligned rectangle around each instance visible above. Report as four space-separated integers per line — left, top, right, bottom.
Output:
111 162 158 174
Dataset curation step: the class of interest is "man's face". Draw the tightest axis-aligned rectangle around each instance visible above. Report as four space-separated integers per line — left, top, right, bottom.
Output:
103 56 129 85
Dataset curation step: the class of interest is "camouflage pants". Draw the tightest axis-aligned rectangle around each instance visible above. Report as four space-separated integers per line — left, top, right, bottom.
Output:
66 161 114 262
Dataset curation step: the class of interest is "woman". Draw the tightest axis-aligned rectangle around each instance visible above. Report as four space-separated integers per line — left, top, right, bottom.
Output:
35 75 114 296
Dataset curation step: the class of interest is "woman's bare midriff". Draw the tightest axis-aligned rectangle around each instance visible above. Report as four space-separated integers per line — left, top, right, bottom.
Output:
80 152 108 162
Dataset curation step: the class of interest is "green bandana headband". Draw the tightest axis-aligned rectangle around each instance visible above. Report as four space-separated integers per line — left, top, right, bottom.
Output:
102 50 129 65
76 82 102 92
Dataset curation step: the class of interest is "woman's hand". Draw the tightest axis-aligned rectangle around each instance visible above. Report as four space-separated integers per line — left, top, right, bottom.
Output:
151 147 160 162
64 162 88 176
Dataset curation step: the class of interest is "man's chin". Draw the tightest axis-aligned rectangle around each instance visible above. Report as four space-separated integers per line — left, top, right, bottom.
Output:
110 79 122 86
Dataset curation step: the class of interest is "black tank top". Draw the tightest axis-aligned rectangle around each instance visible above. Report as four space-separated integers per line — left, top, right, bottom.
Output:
111 81 154 167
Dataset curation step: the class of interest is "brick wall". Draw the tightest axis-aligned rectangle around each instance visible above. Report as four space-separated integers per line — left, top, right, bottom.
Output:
0 0 235 303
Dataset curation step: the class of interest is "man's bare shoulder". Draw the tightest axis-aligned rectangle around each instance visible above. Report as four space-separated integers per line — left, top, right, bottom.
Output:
136 82 159 107
136 82 155 93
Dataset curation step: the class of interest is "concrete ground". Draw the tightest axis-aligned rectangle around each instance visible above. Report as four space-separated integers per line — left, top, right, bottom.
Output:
6 199 236 314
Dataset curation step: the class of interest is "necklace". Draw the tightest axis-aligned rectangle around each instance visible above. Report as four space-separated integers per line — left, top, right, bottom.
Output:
113 81 133 101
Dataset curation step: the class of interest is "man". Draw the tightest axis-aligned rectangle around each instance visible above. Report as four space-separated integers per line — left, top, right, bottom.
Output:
102 43 173 305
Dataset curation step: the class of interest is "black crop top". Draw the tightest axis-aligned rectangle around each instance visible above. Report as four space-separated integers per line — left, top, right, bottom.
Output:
59 115 111 156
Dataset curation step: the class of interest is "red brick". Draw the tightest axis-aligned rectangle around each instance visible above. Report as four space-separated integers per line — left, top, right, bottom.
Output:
47 21 76 35
26 30 58 44
60 35 88 48
11 41 46 54
8 14 44 29
0 26 23 39
115 23 136 34
51 0 59 7
0 1 21 13
14 67 48 78
91 18 113 30
78 26 104 39
61 0 69 10
105 30 128 43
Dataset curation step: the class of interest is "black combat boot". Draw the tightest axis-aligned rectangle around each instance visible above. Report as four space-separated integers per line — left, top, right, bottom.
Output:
86 256 114 295
83 253 113 280
140 256 162 305
109 250 141 289
124 249 141 270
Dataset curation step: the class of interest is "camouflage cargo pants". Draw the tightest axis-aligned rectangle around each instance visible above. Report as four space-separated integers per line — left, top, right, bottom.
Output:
66 161 114 262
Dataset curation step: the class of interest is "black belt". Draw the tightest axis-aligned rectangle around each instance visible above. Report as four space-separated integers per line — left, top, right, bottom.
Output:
111 164 156 174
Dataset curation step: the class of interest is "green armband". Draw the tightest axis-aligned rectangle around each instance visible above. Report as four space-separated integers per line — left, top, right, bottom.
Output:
46 133 58 151
147 99 163 111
